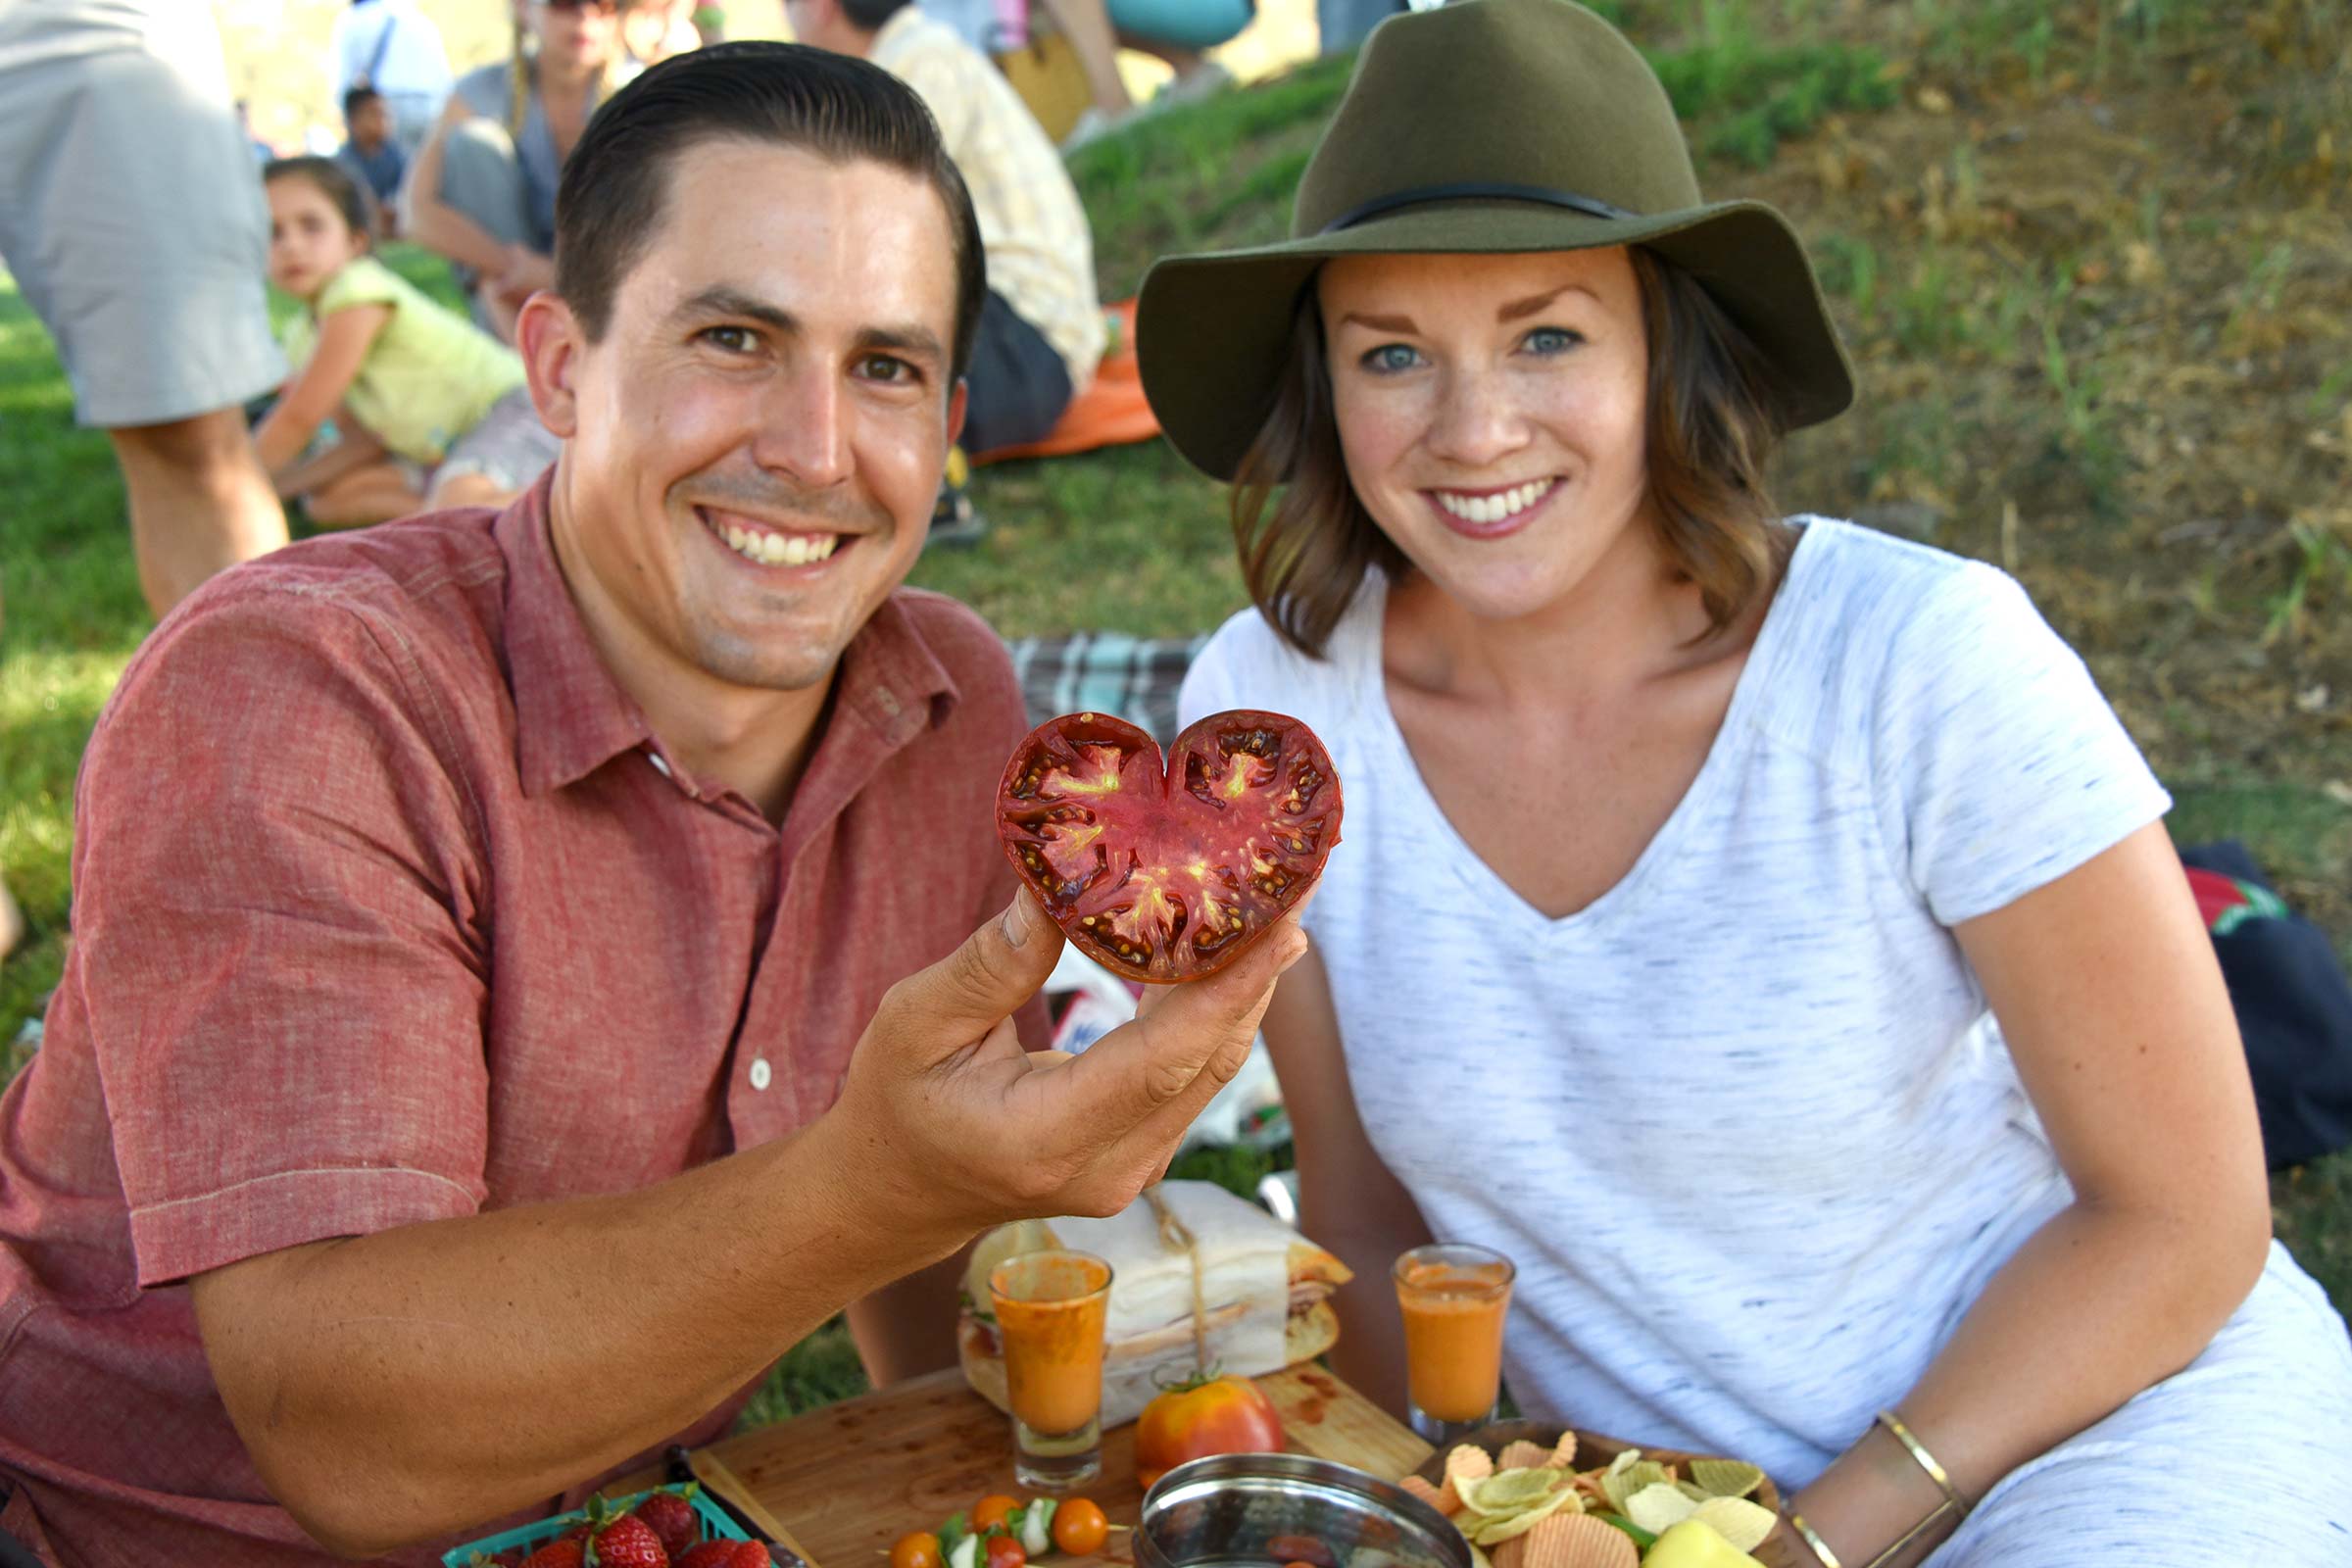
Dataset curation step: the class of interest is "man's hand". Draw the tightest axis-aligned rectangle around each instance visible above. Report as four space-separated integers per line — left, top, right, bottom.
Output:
825 890 1307 1246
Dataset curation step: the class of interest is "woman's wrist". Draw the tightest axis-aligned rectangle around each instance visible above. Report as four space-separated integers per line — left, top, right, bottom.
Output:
1787 1418 1963 1567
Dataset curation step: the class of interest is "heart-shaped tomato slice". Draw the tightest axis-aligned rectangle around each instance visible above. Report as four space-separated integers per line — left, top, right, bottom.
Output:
996 710 1342 984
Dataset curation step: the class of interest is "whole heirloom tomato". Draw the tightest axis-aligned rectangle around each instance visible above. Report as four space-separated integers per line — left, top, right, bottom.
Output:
1135 1373 1288 1489
996 710 1342 984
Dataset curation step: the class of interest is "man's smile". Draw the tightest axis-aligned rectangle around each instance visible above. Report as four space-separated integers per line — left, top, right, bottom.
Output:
696 505 855 568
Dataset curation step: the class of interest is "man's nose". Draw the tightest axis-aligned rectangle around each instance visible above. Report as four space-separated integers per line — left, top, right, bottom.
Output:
751 367 852 490
1424 366 1530 469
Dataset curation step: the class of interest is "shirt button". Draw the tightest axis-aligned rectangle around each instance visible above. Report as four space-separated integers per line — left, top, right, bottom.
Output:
748 1057 772 1092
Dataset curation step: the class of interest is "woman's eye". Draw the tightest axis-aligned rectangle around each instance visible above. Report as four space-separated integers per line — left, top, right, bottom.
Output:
1523 326 1584 355
702 326 757 354
1361 343 1423 374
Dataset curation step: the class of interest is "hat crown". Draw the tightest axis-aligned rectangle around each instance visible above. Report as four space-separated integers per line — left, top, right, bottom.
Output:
1294 0 1702 238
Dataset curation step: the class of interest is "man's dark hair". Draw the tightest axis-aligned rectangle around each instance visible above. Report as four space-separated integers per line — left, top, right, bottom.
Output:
840 0 913 28
342 83 384 121
554 41 986 379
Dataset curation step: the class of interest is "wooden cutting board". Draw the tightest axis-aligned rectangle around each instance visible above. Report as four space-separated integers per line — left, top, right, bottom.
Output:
694 1366 1431 1568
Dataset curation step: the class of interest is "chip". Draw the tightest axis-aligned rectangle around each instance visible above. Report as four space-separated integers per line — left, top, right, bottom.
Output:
1446 1444 1495 1503
1399 1474 1460 1519
1518 1514 1637 1568
1549 1432 1579 1469
1497 1441 1552 1473
1598 1459 1669 1516
1622 1483 1700 1536
1468 1486 1581 1544
1463 1469 1569 1515
1688 1460 1764 1500
1489 1539 1526 1568
1690 1498 1775 1554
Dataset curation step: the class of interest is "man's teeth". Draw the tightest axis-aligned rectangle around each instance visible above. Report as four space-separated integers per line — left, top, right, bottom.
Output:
1434 478 1555 524
719 522 841 565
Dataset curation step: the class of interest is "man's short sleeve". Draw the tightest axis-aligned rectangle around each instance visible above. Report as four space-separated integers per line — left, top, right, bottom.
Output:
73 589 495 1287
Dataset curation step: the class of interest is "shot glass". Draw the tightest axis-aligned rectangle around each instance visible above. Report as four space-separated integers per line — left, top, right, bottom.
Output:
988 1249 1114 1491
1393 1242 1515 1446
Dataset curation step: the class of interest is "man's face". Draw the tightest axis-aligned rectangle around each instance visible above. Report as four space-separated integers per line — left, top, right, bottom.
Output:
350 96 391 148
529 140 964 698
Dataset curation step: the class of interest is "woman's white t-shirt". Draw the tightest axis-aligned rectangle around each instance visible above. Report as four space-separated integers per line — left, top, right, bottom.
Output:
1177 518 2350 1504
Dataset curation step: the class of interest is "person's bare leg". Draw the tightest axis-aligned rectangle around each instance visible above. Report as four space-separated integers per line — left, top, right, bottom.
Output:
107 408 287 619
426 471 515 511
305 462 425 528
1035 0 1134 115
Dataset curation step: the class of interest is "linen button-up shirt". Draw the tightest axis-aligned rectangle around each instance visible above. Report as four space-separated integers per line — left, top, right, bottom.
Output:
0 477 1040 1565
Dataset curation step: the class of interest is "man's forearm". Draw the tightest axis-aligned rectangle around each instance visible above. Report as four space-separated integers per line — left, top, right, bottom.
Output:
195 1111 962 1556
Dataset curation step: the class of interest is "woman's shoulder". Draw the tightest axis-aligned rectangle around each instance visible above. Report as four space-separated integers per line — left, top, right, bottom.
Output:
1182 580 1384 734
452 60 516 116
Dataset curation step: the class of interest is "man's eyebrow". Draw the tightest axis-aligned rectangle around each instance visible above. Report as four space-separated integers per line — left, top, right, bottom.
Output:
855 322 947 366
671 285 799 334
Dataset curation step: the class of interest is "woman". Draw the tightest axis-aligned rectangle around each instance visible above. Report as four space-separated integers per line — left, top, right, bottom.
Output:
403 0 629 341
1141 3 2352 1564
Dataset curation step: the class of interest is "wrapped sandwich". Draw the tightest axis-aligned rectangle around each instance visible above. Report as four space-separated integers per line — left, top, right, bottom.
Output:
958 1180 1352 1429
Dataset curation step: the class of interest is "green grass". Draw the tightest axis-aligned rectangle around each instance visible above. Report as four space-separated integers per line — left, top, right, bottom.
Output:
5 6 2349 1428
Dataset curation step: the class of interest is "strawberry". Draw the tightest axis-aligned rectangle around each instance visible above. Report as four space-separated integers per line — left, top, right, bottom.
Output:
588 1512 671 1568
519 1542 585 1568
673 1544 772 1568
633 1490 701 1561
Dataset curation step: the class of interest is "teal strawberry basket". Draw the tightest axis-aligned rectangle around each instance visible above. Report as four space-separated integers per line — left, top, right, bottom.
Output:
442 1486 755 1566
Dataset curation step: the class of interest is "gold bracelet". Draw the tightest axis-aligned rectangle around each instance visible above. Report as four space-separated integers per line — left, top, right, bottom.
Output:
1873 1409 1968 1513
1860 1496 1961 1568
1786 1512 1843 1568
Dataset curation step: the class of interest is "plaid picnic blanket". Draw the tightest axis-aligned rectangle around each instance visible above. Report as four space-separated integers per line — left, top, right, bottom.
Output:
1005 632 1208 746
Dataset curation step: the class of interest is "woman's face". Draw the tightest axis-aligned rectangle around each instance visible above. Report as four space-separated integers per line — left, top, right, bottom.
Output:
1319 247 1655 625
533 0 622 71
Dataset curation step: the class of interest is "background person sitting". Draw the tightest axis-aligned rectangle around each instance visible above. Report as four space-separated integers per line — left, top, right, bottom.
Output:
404 0 629 343
256 158 561 525
334 84 406 237
790 0 1105 466
328 0 453 154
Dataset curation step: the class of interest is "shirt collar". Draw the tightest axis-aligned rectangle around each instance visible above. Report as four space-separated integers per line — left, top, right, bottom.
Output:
498 473 658 797
498 475 966 800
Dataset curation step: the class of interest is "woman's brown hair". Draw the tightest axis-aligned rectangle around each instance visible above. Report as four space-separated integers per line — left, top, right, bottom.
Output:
1229 246 1793 659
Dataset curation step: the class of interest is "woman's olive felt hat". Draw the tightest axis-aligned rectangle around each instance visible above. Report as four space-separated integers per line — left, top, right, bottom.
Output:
1135 0 1856 481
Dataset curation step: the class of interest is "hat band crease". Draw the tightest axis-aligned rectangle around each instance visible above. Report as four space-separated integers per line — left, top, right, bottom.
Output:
1318 180 1639 234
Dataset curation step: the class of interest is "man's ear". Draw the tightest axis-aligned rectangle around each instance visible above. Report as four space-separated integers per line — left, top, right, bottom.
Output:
516 292 585 440
946 376 968 450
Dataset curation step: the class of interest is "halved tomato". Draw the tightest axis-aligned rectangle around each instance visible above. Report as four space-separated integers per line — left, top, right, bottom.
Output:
997 710 1341 984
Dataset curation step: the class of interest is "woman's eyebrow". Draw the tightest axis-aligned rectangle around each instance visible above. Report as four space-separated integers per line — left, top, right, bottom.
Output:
1497 282 1600 321
1338 310 1418 334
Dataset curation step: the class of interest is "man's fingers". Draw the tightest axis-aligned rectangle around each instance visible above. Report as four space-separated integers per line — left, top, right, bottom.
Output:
874 891 1063 1061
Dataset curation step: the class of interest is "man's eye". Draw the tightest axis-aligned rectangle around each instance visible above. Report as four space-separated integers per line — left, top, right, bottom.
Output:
858 355 916 384
1523 326 1585 355
1361 343 1423 374
702 326 757 354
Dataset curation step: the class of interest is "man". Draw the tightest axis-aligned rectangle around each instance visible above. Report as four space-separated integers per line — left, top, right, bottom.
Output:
0 4 289 619
0 44 1298 1565
328 0 453 155
336 83 409 233
788 0 1105 465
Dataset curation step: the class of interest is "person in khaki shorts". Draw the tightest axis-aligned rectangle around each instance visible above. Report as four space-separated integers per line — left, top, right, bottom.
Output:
0 3 288 619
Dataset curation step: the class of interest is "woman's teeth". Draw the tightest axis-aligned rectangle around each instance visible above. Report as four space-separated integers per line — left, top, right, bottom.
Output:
1434 478 1555 524
720 522 839 566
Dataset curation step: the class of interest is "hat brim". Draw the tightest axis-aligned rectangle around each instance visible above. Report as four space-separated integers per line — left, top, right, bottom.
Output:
1136 198 1855 483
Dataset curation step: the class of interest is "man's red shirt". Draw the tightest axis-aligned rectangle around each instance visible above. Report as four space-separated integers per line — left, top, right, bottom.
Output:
0 479 1039 1564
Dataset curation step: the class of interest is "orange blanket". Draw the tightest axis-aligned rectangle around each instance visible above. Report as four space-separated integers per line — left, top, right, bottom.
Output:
974 299 1162 466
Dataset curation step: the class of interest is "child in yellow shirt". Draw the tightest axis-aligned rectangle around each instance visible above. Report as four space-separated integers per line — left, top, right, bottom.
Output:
255 157 560 525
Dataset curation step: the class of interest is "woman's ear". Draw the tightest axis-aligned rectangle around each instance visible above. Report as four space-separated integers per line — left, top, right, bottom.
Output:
515 292 582 440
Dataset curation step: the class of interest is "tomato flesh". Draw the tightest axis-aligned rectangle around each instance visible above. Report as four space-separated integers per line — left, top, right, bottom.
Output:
997 710 1341 984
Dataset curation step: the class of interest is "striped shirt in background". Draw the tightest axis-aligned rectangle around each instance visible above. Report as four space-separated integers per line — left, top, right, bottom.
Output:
871 7 1107 395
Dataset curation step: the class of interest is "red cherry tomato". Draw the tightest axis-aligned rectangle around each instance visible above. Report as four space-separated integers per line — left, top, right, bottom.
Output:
972 1495 1021 1534
891 1534 942 1568
997 710 1341 983
1052 1498 1109 1556
985 1535 1027 1568
1134 1373 1288 1489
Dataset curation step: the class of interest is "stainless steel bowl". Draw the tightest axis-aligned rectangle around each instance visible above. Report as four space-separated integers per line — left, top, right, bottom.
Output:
1135 1453 1472 1568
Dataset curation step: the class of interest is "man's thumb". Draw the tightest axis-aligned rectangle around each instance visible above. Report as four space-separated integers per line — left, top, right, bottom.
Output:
881 891 1061 1047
